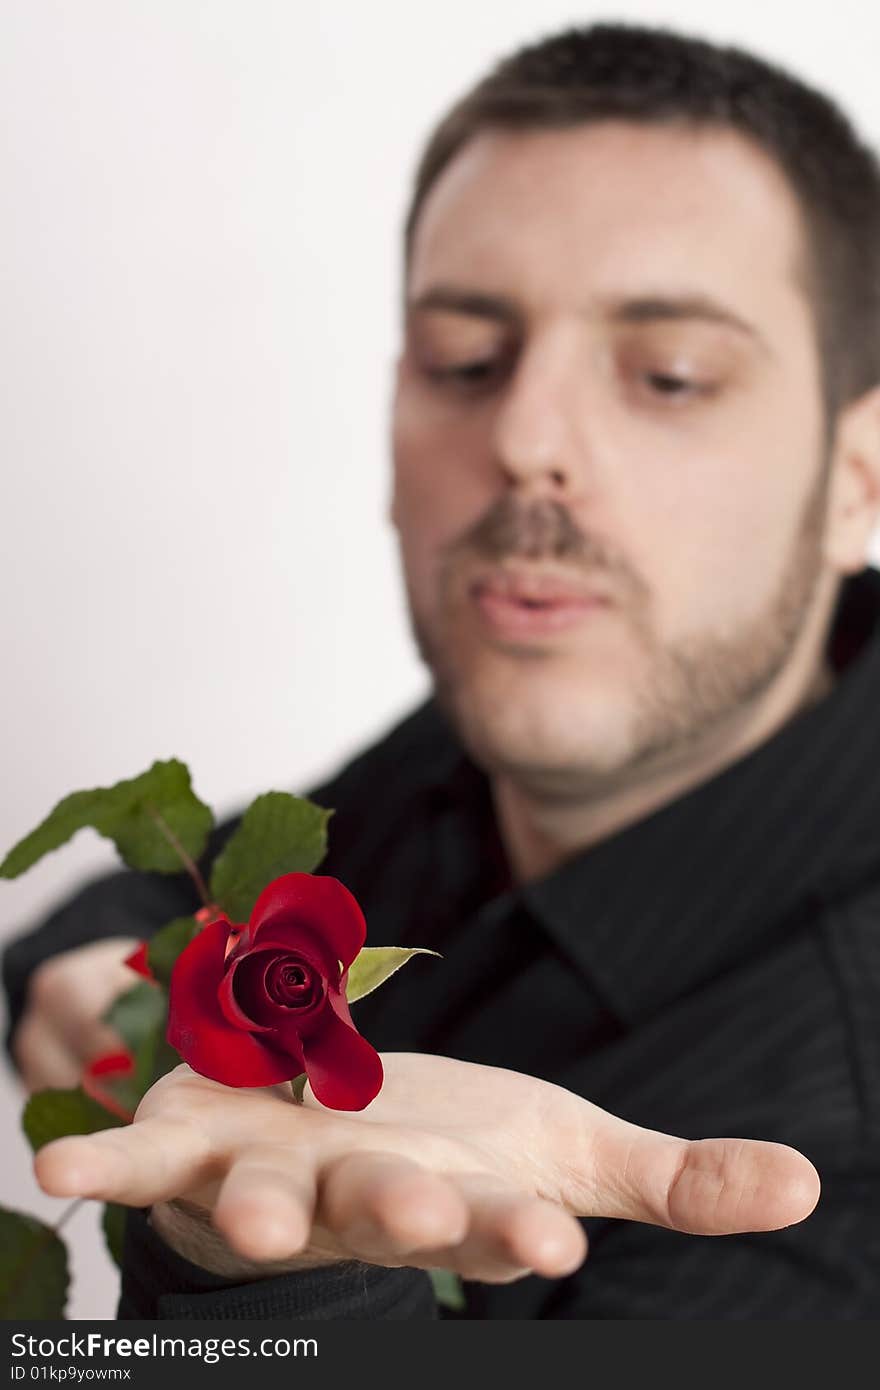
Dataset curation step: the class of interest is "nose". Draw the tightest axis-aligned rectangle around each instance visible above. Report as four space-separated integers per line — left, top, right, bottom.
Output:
491 328 586 501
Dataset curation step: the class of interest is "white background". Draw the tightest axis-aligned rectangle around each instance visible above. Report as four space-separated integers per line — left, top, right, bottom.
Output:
2 1 879 1319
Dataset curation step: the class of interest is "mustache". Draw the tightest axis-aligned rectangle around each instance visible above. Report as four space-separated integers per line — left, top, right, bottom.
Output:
449 495 615 571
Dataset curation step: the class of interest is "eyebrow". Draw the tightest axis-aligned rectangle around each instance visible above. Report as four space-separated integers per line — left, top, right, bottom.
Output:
407 284 770 351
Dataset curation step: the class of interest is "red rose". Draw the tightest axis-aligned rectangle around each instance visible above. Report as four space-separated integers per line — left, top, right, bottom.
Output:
167 872 383 1111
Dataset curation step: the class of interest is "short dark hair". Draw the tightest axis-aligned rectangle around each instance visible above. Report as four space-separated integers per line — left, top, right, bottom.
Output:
403 22 880 428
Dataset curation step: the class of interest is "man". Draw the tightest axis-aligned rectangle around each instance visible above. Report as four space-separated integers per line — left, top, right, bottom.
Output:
4 21 880 1319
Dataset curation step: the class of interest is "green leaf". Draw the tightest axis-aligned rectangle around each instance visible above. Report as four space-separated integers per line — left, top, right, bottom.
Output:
22 1088 123 1153
102 1203 127 1269
0 758 214 879
209 791 333 923
345 946 441 1004
104 981 169 1099
0 1207 69 1318
428 1268 465 1312
147 915 199 987
104 981 166 1054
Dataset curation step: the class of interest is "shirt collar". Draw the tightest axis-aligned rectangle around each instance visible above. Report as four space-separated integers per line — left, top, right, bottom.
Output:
424 565 880 1024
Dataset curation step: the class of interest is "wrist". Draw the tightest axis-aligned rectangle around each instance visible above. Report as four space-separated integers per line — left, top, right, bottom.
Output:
148 1198 343 1279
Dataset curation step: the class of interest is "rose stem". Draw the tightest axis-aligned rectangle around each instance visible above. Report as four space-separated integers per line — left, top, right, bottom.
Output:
55 1198 86 1233
145 805 212 907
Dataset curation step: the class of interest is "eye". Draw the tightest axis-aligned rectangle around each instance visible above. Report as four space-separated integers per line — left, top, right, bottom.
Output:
633 367 723 407
644 372 697 396
416 341 517 392
425 359 502 385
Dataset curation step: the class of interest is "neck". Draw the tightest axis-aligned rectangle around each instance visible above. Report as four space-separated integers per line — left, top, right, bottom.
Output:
490 585 841 887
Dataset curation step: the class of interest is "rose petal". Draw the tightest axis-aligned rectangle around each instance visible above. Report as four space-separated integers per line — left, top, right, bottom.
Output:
82 1050 136 1122
184 1025 303 1087
123 943 154 981
228 926 337 983
168 918 300 1085
298 988 384 1111
85 1051 135 1078
248 873 366 970
229 950 328 1039
261 954 325 1012
218 950 281 1032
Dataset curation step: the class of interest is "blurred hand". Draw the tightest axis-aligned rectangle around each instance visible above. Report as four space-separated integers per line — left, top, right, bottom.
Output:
12 937 141 1092
35 1053 821 1285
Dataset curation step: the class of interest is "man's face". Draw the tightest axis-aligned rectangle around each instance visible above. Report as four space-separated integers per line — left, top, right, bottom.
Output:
390 121 831 791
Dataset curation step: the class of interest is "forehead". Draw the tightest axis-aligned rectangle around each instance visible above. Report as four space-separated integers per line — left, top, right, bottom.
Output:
408 121 810 329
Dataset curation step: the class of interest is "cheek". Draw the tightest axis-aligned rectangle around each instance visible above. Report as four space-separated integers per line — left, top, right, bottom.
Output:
392 391 496 604
634 432 818 637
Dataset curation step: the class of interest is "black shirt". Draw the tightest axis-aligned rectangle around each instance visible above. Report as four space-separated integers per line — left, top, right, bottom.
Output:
4 566 880 1319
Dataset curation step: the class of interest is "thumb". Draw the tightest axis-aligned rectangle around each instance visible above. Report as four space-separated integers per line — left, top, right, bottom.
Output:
579 1109 821 1235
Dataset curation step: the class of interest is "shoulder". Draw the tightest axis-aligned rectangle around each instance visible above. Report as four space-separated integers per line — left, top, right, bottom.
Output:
306 695 458 808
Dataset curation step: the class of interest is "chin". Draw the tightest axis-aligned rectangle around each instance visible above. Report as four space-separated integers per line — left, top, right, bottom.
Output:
436 665 637 783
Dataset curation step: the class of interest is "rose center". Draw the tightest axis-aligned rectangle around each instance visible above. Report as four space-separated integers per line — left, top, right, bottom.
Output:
265 955 322 1010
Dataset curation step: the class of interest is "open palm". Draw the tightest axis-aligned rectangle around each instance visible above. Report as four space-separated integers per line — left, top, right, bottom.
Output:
36 1052 820 1284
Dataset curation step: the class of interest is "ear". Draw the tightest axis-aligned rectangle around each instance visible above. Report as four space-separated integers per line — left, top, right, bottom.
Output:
824 383 880 574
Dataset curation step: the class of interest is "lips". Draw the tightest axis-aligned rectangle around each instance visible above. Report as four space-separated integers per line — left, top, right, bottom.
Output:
469 567 611 608
467 566 611 639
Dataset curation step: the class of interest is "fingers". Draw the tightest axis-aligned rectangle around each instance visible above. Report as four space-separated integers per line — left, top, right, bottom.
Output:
27 938 140 1032
212 1145 319 1262
319 1153 587 1283
34 1115 218 1207
664 1137 821 1234
442 1173 588 1281
14 937 140 1091
321 1152 470 1262
62 1019 129 1070
14 1010 125 1093
584 1113 821 1234
15 1009 122 1094
13 1013 82 1092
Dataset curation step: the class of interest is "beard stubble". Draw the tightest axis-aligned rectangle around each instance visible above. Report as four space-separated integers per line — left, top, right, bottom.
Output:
405 466 833 791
